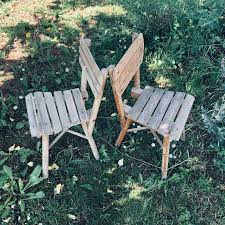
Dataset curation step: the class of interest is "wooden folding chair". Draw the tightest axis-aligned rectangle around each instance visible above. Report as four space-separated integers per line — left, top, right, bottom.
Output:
108 33 195 179
25 38 108 179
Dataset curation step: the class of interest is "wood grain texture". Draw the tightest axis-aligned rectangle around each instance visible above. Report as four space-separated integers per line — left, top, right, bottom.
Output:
44 92 62 134
34 92 53 135
54 91 71 129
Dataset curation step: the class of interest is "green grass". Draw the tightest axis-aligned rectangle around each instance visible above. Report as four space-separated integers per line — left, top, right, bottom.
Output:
1 0 225 224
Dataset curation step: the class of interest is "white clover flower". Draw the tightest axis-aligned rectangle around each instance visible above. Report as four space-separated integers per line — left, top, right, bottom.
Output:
13 106 18 110
172 144 176 148
8 144 15 152
132 123 135 126
122 145 127 149
123 99 128 104
54 183 63 195
72 175 78 182
110 113 117 117
124 46 127 49
56 71 59 74
68 214 77 220
11 204 15 209
20 77 23 81
21 68 25 72
173 155 177 159
49 163 59 171
19 96 24 99
65 68 70 72
27 214 31 221
137 125 141 129
118 158 124 166
9 118 15 122
3 217 11 223
119 39 122 42
151 143 156 147
169 154 173 158
27 161 34 167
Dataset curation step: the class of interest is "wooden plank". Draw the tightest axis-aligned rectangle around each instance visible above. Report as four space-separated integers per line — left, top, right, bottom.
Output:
63 90 80 125
124 103 131 115
157 92 186 136
137 88 164 126
54 91 71 129
147 91 174 130
128 86 155 121
44 92 62 134
131 87 143 99
115 45 144 95
79 39 103 84
113 33 144 81
169 94 195 141
34 92 53 135
79 47 102 87
79 56 99 97
72 88 88 123
25 93 41 137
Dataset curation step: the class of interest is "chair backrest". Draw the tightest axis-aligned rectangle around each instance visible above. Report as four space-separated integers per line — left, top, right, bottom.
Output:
79 38 108 134
110 33 144 96
79 38 107 99
109 33 144 126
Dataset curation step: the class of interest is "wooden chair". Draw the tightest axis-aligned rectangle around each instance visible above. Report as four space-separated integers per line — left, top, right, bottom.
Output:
108 33 195 179
25 38 108 179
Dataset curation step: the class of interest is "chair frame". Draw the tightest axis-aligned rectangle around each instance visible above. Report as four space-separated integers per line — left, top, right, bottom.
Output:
29 38 108 179
109 33 188 179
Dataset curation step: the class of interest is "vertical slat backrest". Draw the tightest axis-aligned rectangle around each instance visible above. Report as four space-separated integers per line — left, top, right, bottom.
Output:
111 33 144 96
79 38 104 98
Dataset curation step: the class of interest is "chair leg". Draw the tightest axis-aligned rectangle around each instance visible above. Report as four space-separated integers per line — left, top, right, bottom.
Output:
181 129 185 141
87 135 100 160
115 118 132 147
82 123 100 160
42 134 49 179
161 136 170 179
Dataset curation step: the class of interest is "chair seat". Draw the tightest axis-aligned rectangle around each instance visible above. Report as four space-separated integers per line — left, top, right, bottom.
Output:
127 86 195 141
25 88 89 138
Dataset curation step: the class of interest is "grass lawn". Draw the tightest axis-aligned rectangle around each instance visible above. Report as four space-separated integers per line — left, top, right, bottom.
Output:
1 0 225 224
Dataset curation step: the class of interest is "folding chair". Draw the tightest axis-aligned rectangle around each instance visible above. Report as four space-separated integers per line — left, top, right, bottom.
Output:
25 38 108 179
108 33 195 179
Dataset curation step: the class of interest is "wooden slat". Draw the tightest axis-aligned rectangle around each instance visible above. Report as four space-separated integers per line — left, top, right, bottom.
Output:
79 56 99 97
157 92 186 136
124 103 131 115
63 90 80 125
169 94 195 141
113 33 144 81
137 88 164 125
54 91 71 129
34 92 53 135
115 44 144 95
128 86 155 121
44 92 62 134
25 93 41 137
79 47 102 86
147 91 174 130
72 88 88 123
80 39 103 84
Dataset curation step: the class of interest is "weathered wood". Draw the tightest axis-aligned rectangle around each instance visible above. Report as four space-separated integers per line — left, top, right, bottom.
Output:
161 136 170 179
54 91 71 129
138 88 164 125
131 87 143 99
147 91 174 130
44 92 62 134
157 92 186 136
79 39 103 85
25 93 41 137
128 86 154 121
170 94 195 141
88 68 108 135
115 118 133 146
42 134 49 179
113 33 144 81
34 92 53 135
63 90 80 125
79 57 99 97
72 88 88 123
115 45 144 95
124 103 131 115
